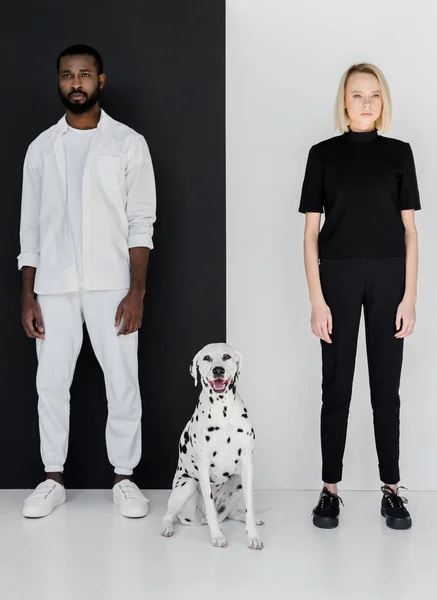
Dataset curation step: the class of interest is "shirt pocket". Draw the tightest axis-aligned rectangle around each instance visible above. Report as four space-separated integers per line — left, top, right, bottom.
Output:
96 154 123 191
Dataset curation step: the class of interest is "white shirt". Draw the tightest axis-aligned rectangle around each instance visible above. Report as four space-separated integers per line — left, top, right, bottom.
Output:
18 109 156 295
64 125 97 287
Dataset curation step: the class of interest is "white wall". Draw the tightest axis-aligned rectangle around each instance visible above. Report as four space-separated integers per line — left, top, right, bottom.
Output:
226 0 437 490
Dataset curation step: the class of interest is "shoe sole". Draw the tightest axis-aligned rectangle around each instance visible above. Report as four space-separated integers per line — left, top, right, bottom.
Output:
380 507 412 530
113 499 148 519
312 515 339 529
22 495 66 518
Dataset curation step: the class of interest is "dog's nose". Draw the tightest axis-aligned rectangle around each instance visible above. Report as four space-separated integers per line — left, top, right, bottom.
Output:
213 366 225 377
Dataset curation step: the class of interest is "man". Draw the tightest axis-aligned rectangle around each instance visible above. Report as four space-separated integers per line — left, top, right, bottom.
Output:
18 45 156 518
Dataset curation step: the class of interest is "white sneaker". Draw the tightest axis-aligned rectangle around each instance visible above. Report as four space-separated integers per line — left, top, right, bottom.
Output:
113 480 149 518
23 480 66 518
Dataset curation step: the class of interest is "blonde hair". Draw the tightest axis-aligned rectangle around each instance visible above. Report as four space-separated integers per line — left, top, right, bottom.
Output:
334 63 392 133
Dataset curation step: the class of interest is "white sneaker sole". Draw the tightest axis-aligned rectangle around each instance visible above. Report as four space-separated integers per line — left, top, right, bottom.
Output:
113 499 149 518
22 493 66 518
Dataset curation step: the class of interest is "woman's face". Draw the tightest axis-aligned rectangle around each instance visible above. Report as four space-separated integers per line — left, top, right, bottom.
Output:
344 72 382 131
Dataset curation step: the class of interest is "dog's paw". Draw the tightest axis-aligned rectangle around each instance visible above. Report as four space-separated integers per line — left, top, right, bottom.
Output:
256 517 265 526
211 534 228 548
161 524 175 538
247 535 264 550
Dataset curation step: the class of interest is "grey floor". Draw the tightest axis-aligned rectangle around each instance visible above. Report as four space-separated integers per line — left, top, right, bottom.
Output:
0 489 434 599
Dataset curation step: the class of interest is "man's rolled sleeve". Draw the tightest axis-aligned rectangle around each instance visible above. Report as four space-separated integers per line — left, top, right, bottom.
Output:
125 135 156 250
17 145 42 270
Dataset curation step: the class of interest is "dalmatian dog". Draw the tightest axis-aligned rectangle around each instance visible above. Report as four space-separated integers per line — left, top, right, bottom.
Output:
161 343 263 550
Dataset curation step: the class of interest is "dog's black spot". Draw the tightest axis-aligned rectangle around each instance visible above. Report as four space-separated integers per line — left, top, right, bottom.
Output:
238 448 242 456
218 505 226 514
196 416 199 422
181 445 187 454
210 493 213 499
206 436 210 442
210 463 215 468
223 410 227 418
241 414 248 418
208 426 215 432
237 429 243 433
244 407 247 413
194 465 198 471
182 473 190 478
209 397 214 404
184 431 189 443
185 518 191 522
215 427 220 431
235 460 238 464
208 414 212 419
181 481 186 487
237 484 242 490
227 437 231 444
213 451 217 457
193 433 196 438
219 395 224 399
223 472 230 477
194 477 199 482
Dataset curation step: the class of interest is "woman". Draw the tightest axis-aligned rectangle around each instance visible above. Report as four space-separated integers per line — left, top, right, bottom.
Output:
299 63 420 530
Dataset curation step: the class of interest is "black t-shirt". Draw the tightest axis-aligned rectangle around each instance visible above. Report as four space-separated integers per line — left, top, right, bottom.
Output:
298 129 421 259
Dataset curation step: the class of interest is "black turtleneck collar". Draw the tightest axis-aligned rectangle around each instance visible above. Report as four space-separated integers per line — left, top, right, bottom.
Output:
343 128 378 143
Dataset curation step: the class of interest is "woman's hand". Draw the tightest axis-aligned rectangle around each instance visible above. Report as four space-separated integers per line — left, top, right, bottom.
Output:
395 297 416 338
311 300 333 344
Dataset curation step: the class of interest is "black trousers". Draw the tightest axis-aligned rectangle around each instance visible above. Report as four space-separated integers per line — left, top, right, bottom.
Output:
319 257 405 484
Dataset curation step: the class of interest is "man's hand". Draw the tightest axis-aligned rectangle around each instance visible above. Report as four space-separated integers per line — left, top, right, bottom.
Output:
115 290 145 336
21 293 45 339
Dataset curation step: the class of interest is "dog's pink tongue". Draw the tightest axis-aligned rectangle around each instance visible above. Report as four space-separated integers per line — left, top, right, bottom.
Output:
213 380 226 391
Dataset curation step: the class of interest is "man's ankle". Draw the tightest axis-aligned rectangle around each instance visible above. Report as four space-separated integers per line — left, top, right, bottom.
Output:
46 472 64 486
113 474 132 486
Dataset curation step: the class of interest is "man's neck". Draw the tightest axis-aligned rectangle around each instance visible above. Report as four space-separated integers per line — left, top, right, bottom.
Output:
66 104 101 130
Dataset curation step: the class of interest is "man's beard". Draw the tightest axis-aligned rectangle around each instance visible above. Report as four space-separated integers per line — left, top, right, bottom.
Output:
58 86 100 115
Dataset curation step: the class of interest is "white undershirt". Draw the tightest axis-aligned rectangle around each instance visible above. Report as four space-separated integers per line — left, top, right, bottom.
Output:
63 125 97 287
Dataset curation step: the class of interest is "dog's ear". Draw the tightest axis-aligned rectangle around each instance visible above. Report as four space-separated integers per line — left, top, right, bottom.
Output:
234 349 243 376
189 350 202 387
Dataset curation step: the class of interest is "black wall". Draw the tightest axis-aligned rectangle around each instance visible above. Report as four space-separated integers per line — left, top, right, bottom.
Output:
1 1 226 488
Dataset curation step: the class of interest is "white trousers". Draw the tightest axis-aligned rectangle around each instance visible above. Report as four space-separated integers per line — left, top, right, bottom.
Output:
36 289 142 476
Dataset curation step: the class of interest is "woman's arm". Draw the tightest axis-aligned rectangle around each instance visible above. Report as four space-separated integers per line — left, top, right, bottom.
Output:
395 209 418 338
304 213 332 344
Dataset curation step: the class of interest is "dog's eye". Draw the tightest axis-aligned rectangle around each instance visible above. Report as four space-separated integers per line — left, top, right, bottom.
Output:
223 354 231 361
203 355 212 362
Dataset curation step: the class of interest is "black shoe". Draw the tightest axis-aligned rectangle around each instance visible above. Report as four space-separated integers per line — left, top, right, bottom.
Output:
380 485 412 530
312 487 343 529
